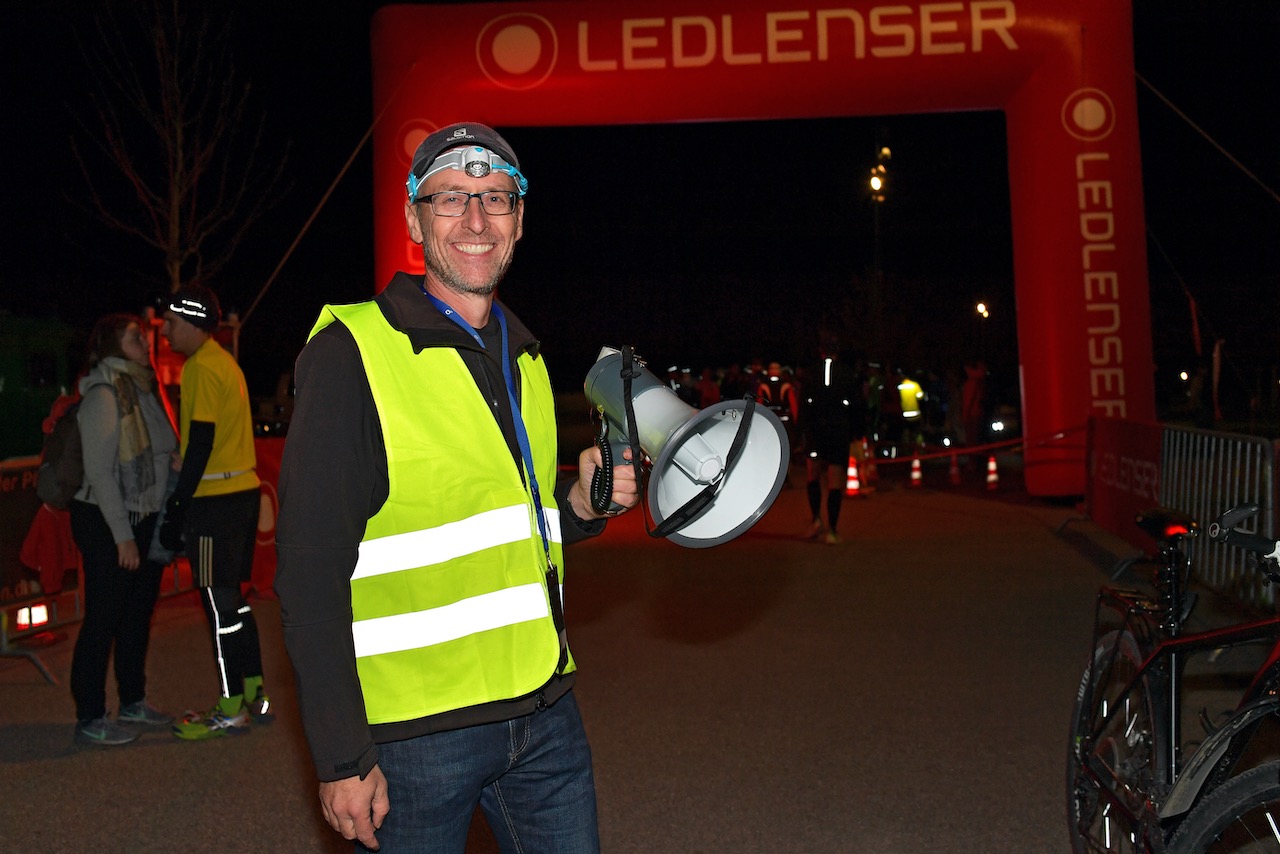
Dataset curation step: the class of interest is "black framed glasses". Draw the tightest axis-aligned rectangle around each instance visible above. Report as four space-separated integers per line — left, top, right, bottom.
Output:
417 190 518 217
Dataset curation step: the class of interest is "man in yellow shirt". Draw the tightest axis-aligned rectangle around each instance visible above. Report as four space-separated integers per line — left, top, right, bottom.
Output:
159 284 272 739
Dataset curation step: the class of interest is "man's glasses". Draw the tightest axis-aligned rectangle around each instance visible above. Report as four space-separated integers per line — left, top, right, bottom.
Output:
417 190 518 217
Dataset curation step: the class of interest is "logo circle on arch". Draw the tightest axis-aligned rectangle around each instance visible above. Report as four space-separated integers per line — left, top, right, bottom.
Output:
1061 88 1115 142
399 121 442 166
476 13 558 91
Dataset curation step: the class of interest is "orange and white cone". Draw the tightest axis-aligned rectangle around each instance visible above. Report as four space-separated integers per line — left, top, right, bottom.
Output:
845 455 861 496
909 457 923 488
986 455 999 490
949 453 962 486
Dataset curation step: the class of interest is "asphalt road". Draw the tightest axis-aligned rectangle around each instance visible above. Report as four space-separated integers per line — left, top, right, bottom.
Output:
0 458 1122 852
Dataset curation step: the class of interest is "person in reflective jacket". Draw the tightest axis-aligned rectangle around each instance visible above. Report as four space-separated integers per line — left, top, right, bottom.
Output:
275 122 640 853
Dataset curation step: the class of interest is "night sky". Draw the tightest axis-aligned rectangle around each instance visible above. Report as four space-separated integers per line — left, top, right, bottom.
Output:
3 0 1277 413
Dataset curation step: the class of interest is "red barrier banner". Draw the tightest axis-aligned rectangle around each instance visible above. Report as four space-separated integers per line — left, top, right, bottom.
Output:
252 437 284 597
371 0 1156 496
1086 416 1163 554
2 457 44 603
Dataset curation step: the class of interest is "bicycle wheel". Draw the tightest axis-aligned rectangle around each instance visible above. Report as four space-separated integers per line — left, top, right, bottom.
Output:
1067 629 1167 853
1165 762 1280 852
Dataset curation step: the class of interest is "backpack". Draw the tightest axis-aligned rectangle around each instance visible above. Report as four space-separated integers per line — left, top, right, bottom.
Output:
35 395 85 510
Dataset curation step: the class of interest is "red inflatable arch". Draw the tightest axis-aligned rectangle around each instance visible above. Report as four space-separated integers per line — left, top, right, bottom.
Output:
370 0 1155 496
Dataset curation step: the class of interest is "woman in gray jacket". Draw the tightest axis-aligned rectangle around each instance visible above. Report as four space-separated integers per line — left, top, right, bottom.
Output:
69 313 179 747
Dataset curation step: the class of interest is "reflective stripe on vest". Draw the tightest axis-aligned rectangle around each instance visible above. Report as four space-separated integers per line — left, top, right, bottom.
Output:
352 504 563 581
351 504 565 658
311 301 569 725
353 581 566 658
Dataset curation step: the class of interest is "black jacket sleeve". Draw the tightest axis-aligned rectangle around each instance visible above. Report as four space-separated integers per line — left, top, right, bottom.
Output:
557 476 606 542
171 420 214 504
274 324 384 782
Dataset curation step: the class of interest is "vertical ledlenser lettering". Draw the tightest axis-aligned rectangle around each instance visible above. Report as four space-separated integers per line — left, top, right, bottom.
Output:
1077 151 1125 417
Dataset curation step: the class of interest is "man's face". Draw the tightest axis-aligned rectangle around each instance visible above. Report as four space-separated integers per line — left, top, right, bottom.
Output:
161 311 203 356
404 156 524 299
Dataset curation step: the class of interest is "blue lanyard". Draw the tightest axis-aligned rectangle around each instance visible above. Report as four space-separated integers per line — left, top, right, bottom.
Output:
421 289 554 563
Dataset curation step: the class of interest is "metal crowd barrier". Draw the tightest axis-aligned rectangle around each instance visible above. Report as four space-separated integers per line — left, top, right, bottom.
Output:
1160 426 1278 609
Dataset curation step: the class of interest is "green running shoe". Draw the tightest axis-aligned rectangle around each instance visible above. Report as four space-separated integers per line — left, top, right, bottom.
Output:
171 704 249 740
244 689 275 724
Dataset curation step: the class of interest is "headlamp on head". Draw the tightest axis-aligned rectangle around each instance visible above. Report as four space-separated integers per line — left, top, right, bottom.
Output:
169 298 211 323
406 145 529 203
165 285 221 330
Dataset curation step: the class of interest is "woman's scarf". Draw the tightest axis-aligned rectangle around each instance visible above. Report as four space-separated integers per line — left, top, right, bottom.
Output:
101 357 159 512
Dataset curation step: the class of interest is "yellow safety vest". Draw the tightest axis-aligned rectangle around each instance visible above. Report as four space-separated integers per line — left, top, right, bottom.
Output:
310 302 570 725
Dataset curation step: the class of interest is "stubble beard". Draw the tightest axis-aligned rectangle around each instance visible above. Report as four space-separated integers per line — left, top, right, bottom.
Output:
422 243 510 298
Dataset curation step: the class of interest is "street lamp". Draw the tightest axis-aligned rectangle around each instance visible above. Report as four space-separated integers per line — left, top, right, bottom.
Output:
976 301 989 358
868 146 891 355
869 146 890 203
869 164 887 202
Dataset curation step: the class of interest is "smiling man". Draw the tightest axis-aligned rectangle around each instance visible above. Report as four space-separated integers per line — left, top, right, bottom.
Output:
274 123 640 853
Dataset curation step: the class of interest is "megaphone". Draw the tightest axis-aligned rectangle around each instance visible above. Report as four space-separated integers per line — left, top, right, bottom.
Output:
584 347 790 548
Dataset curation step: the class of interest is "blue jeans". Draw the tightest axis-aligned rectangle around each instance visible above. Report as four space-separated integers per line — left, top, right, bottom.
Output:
361 691 599 854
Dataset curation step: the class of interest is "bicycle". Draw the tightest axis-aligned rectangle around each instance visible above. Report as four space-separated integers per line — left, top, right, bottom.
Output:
1067 502 1280 853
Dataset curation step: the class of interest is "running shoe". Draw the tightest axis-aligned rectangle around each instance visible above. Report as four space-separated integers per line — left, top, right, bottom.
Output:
823 531 843 545
75 716 139 747
244 689 275 724
118 700 174 728
171 705 249 740
804 519 826 540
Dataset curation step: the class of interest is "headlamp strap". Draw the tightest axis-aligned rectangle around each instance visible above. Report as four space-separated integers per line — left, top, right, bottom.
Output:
406 145 529 201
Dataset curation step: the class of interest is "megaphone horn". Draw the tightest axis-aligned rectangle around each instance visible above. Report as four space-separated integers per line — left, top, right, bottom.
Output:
584 347 790 548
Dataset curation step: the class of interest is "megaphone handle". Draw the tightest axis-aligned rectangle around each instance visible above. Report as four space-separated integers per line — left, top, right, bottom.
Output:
590 421 632 514
589 445 613 514
590 440 634 515
590 347 647 516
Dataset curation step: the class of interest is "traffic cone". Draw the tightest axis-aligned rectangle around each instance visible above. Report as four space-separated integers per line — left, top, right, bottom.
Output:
909 457 923 488
949 453 962 486
986 455 999 490
845 455 861 496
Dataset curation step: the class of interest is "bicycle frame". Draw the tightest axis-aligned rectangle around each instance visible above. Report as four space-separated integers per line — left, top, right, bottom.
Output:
1071 504 1280 853
1080 583 1280 839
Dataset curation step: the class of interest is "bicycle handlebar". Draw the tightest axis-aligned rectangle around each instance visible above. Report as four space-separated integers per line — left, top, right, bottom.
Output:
1206 503 1280 562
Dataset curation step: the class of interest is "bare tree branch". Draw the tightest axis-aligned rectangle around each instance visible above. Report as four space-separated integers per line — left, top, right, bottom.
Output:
68 0 289 296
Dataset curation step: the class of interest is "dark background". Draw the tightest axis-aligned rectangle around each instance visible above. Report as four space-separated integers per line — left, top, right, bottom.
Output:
2 0 1277 422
